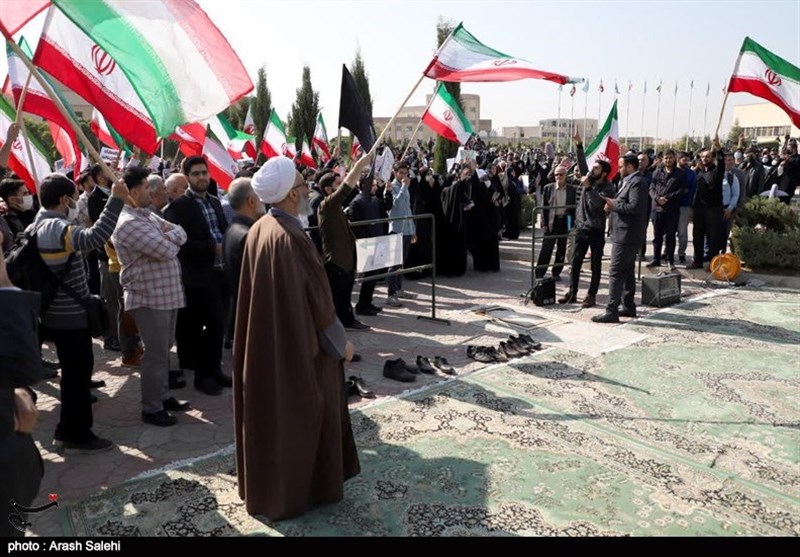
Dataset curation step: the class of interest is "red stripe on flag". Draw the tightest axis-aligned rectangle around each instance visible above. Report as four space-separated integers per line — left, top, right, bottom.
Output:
426 59 569 85
0 1 49 38
728 77 800 128
422 113 460 144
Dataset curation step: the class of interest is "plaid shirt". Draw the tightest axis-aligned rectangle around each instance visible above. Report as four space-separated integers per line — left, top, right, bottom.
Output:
112 206 187 311
187 188 224 267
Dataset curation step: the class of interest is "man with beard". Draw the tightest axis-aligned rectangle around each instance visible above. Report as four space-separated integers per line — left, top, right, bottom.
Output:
558 130 615 307
233 155 365 521
164 156 230 396
647 149 685 270
687 136 724 269
739 147 765 200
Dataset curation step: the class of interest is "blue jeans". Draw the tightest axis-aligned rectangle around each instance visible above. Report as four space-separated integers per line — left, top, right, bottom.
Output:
388 234 412 296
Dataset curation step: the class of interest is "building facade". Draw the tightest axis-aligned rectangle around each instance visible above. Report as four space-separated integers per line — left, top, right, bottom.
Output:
733 102 799 144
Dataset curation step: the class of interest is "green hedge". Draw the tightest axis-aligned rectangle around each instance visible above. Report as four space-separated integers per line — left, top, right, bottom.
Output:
730 197 800 270
520 194 535 230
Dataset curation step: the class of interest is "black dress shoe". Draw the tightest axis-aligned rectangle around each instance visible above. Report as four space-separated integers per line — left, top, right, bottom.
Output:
517 334 542 351
345 320 371 331
646 260 661 268
618 306 637 318
355 306 380 317
591 312 620 323
103 339 121 352
499 341 521 358
90 379 106 389
486 346 508 362
348 376 376 398
42 359 60 370
211 373 233 388
195 377 223 396
383 360 417 382
433 356 456 375
169 377 187 390
162 397 191 412
368 304 383 313
416 356 436 374
142 410 177 427
351 353 362 363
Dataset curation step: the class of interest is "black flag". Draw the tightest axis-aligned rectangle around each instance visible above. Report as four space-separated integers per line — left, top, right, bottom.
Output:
338 65 376 153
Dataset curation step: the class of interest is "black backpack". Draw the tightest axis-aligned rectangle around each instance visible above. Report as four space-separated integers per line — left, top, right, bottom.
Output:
4 221 73 313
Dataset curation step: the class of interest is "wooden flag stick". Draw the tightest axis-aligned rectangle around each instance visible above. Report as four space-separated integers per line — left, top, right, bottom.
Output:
714 87 731 139
7 39 120 184
15 72 33 122
400 118 424 161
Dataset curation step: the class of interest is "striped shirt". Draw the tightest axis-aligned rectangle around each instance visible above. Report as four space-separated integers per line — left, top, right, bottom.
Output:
112 206 187 311
32 197 124 330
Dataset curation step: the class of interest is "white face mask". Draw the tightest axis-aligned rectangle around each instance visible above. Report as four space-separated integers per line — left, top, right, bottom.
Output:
762 156 770 164
20 196 34 211
66 200 79 222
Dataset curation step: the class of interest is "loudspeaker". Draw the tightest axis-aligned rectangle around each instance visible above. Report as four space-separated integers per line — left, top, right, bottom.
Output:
641 273 681 307
532 277 556 306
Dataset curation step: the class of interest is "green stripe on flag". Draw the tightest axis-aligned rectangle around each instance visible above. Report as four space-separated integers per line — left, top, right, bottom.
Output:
435 82 473 134
741 37 800 82
585 100 618 156
452 23 512 59
52 0 185 136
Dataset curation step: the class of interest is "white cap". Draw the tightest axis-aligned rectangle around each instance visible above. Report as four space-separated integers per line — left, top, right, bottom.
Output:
251 156 296 203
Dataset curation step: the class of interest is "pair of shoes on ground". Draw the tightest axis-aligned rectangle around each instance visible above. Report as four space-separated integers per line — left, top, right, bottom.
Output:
386 290 415 307
142 397 192 427
345 376 375 399
591 306 637 324
53 433 115 454
558 293 597 308
646 260 678 271
468 335 542 363
383 355 455 382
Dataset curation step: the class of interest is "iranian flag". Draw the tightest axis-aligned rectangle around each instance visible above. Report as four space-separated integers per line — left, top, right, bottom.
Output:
727 37 800 127
260 109 287 159
298 136 316 168
0 1 49 39
50 0 253 137
242 104 256 135
422 82 473 145
91 108 120 149
424 23 580 85
34 7 159 154
350 135 362 161
202 135 238 190
170 122 207 157
584 100 620 180
285 137 297 159
207 113 256 160
49 122 79 169
312 112 330 162
0 95 52 192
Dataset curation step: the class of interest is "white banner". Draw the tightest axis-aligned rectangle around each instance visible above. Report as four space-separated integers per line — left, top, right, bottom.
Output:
356 234 403 273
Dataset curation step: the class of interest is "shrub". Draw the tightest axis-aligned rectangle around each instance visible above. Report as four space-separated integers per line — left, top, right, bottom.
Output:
731 197 800 270
520 194 535 230
735 196 798 233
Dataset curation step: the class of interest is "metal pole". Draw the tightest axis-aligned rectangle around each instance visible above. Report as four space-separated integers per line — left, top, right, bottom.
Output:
626 86 632 150
583 84 589 141
670 83 678 149
556 86 562 153
655 89 662 153
639 85 646 150
685 84 694 152
569 92 575 153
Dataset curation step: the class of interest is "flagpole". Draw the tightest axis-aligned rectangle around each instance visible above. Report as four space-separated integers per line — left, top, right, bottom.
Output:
598 86 602 141
569 92 575 153
626 85 631 149
556 86 562 153
655 87 662 154
6 39 119 184
702 84 710 147
685 83 694 151
670 83 678 148
639 84 645 151
14 72 41 185
400 118 424 161
583 84 588 141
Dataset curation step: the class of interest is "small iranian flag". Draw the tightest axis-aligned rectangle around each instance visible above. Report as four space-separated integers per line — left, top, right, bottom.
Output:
51 0 253 136
202 135 238 190
285 137 297 159
424 23 579 85
260 109 288 159
727 37 800 127
0 95 52 192
584 100 620 179
312 112 331 162
350 135 362 161
298 136 316 168
422 82 473 145
207 113 256 160
242 104 256 135
170 122 207 157
91 108 121 149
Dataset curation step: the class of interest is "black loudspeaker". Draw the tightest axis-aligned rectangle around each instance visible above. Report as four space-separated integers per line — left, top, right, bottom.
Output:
532 277 556 306
641 273 682 307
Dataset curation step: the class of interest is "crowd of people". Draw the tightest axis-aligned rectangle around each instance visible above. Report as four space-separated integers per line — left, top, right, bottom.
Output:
2 111 799 528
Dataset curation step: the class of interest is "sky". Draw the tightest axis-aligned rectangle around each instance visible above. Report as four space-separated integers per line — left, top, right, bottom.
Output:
3 0 799 142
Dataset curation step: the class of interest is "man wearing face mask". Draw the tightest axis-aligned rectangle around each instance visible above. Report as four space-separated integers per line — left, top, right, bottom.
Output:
740 147 765 200
31 172 128 452
0 179 35 246
779 138 800 194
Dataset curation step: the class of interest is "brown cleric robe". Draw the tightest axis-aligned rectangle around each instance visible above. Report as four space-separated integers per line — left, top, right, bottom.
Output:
232 209 360 521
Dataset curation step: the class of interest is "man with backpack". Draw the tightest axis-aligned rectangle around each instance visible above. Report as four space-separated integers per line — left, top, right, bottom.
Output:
30 173 127 452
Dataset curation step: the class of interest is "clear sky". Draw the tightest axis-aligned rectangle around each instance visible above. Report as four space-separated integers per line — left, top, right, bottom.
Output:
3 0 799 142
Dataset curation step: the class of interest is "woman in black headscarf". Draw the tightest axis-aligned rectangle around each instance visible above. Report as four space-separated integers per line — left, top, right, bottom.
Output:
438 167 470 277
502 165 523 240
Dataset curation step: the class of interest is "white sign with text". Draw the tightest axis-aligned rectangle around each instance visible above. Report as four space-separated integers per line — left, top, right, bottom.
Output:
356 234 403 273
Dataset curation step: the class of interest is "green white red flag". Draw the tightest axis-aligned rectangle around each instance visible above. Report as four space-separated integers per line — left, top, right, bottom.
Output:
298 136 316 168
260 109 288 159
0 94 52 192
202 135 238 190
312 112 330 162
584 100 620 179
421 82 473 145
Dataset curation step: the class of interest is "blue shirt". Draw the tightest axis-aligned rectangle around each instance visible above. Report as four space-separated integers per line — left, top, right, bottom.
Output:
680 167 697 207
722 171 740 211
388 180 416 236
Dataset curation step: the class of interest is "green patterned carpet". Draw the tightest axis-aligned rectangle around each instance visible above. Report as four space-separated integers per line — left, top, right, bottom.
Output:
63 289 800 536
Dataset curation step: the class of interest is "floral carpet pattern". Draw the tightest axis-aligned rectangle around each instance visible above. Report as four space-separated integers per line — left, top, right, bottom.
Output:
63 289 800 536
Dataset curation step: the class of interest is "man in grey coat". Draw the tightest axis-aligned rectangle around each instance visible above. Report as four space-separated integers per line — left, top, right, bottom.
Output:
592 154 650 324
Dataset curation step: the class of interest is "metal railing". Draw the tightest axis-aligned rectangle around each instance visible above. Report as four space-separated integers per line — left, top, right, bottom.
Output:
305 213 450 325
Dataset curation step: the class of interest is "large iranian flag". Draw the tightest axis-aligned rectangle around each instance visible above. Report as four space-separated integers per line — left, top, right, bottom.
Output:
202 135 238 190
50 0 253 137
422 82 473 145
728 37 800 127
260 109 288 159
0 95 52 192
312 112 330 162
424 23 580 85
584 100 620 180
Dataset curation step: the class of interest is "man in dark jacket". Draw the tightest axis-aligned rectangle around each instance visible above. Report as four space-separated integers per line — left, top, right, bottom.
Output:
222 178 265 346
593 154 650 323
739 147 765 200
688 136 725 269
647 149 686 270
348 177 383 316
0 179 35 244
559 131 615 307
164 156 230 396
536 167 578 280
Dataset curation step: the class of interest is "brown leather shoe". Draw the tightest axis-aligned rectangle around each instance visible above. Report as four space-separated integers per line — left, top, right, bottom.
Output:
581 294 596 308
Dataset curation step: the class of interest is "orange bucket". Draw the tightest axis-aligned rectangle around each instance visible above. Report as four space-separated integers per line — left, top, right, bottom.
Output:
710 253 742 281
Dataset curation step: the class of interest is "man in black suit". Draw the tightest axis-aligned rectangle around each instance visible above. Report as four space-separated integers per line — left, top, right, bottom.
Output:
164 156 230 396
535 167 578 281
592 154 650 323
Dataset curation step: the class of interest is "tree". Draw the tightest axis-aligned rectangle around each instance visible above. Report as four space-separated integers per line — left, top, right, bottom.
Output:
433 17 462 175
253 65 271 146
350 47 373 119
288 65 320 152
224 97 252 131
727 119 743 146
22 118 57 161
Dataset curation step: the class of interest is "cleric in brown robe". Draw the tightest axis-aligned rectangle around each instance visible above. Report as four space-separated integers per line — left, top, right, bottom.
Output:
232 155 370 521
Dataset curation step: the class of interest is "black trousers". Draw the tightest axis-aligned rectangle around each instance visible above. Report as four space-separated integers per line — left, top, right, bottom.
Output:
0 433 44 536
569 228 605 297
325 263 356 326
356 270 379 310
652 210 679 264
45 327 95 442
536 215 568 278
176 270 226 379
692 206 723 264
606 242 639 313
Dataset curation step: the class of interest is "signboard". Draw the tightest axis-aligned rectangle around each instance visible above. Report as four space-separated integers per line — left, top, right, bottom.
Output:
356 234 403 273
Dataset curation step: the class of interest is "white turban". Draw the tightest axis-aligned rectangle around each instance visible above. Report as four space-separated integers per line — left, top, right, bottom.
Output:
252 156 296 203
